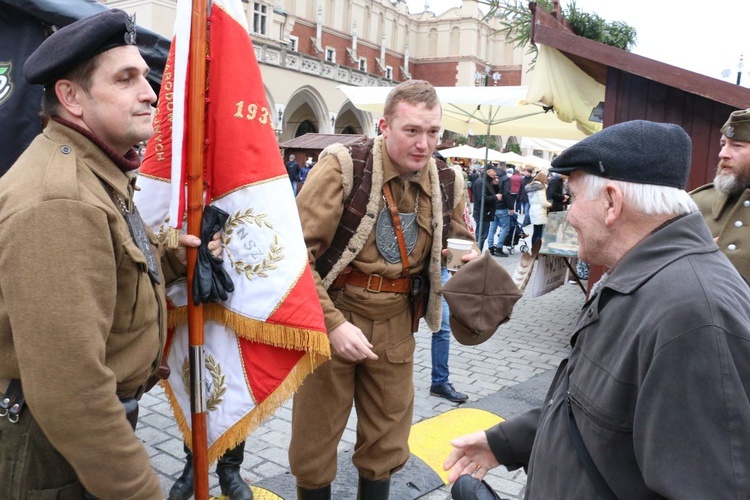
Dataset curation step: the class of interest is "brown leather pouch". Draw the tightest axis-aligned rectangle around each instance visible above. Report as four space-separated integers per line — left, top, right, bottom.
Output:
410 274 429 332
144 360 171 393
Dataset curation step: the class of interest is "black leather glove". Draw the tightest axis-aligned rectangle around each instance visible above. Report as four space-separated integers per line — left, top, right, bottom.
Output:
192 205 235 305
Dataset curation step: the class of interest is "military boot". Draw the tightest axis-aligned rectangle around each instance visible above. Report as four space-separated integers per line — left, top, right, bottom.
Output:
216 441 253 500
296 484 332 500
168 444 194 500
357 477 390 500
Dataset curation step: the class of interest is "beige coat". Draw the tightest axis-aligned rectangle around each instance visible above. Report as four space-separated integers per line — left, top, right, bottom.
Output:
0 121 182 498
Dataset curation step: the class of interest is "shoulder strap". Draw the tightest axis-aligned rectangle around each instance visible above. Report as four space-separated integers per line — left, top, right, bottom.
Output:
316 145 455 279
565 371 618 500
382 182 411 277
435 156 455 249
316 137 374 279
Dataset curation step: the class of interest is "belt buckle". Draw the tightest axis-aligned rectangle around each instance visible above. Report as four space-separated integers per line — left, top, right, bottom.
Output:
366 274 383 293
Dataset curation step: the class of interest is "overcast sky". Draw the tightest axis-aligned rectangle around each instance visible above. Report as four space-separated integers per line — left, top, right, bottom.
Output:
405 0 750 87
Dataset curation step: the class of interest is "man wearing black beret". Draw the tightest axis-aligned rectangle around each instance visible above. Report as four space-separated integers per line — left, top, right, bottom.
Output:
0 9 214 499
445 120 750 498
691 108 750 282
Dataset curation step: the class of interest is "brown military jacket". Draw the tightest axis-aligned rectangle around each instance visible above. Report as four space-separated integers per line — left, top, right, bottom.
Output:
691 183 750 282
0 121 182 498
297 137 474 331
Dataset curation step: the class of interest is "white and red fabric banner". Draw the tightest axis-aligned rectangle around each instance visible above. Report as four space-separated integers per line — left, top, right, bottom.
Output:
136 0 329 462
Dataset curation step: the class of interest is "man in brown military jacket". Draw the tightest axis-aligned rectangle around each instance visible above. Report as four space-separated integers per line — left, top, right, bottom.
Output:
289 80 478 499
0 10 214 499
691 108 750 282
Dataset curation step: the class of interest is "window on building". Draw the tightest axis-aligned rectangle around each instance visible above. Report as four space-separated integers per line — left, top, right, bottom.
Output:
359 58 367 72
385 66 393 80
288 36 298 52
325 48 336 63
253 2 267 35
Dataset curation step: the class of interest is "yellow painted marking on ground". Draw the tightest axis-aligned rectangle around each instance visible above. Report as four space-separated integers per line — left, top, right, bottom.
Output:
408 408 504 484
211 486 282 500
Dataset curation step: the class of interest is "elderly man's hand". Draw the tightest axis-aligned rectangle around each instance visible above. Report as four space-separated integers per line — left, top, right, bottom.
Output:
444 430 500 483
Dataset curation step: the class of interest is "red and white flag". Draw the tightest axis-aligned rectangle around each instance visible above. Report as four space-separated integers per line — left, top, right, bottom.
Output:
136 0 329 462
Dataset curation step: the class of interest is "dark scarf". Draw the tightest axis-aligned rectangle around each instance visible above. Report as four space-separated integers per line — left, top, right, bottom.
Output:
51 116 141 172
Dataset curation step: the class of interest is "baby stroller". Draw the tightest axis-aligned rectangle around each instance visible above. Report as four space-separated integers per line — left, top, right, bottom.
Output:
504 212 529 254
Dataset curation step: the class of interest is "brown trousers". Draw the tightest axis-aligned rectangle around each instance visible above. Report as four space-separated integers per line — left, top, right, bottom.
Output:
289 306 415 488
0 409 86 499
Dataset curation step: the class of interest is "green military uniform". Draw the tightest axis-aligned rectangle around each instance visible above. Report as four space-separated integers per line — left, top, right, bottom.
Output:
691 184 750 282
289 136 473 487
0 121 182 498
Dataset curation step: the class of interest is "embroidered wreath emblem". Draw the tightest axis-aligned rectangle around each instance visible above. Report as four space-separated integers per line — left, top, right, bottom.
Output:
222 208 284 280
181 354 227 411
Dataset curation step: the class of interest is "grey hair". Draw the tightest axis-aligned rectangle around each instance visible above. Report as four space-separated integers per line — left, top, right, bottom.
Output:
577 172 697 216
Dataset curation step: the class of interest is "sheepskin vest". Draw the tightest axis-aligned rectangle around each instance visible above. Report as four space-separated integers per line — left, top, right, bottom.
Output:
314 135 464 331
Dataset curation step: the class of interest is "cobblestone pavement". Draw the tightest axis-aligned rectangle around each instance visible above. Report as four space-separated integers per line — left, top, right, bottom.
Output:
136 241 585 499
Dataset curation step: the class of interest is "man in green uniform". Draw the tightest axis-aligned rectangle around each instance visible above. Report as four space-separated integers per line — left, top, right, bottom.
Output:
289 80 478 499
691 108 750 281
0 10 213 498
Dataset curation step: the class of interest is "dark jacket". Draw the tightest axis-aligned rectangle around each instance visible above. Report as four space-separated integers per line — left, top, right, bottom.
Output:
485 212 750 498
286 160 300 182
495 172 512 210
517 174 533 204
472 175 497 222
546 173 566 212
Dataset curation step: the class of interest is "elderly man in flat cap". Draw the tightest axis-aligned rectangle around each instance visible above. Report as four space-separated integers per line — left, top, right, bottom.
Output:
0 9 226 499
691 108 750 282
445 120 750 499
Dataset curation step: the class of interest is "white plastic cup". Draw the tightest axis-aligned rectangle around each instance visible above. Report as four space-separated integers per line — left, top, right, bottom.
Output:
446 238 474 271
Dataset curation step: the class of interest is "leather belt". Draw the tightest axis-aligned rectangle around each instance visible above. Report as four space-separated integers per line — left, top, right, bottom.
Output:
331 267 412 293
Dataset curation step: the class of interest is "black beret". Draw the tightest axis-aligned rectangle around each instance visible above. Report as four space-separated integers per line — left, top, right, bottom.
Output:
24 9 137 85
550 120 692 190
721 108 750 142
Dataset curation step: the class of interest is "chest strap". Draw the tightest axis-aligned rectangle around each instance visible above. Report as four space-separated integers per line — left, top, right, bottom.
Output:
316 144 455 281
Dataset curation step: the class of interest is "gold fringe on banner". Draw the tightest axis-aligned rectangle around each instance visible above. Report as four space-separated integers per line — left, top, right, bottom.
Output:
168 304 331 356
163 349 328 464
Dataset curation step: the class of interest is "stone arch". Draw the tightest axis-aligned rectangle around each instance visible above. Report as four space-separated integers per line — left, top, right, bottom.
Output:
282 86 330 142
334 101 373 136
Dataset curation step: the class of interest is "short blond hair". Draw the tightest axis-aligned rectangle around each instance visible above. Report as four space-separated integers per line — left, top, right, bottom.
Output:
383 80 440 121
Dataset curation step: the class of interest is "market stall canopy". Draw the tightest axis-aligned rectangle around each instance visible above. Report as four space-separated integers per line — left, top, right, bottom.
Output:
526 44 605 137
338 84 591 141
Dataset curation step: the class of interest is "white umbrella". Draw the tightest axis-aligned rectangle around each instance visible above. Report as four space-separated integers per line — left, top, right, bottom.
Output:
473 147 506 162
497 151 525 164
338 85 590 141
439 144 487 160
522 155 552 171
